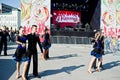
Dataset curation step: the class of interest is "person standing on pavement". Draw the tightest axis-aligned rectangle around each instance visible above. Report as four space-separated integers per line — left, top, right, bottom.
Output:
88 31 103 74
0 26 10 56
26 25 43 78
92 30 104 69
41 27 51 60
13 27 30 80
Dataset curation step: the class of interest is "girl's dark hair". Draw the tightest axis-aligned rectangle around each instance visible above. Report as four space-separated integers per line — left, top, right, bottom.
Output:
44 27 49 32
19 26 23 30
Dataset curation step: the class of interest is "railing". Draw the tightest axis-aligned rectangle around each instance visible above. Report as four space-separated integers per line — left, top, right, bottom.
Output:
51 36 92 44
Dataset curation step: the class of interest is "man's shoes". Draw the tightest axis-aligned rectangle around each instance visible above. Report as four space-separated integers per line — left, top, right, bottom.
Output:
93 66 97 69
33 74 41 78
46 56 49 59
4 54 7 56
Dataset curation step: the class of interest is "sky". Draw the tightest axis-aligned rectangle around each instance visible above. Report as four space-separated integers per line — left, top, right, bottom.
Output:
0 0 20 8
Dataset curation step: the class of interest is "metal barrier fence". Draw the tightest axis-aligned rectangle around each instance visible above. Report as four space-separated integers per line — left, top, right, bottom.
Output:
51 36 92 44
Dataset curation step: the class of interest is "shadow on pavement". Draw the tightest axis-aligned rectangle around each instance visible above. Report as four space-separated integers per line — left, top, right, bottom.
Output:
102 60 120 70
0 59 16 80
49 54 79 60
40 65 85 77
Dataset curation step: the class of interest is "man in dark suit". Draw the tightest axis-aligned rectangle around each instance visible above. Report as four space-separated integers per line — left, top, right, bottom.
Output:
0 26 10 56
26 25 43 78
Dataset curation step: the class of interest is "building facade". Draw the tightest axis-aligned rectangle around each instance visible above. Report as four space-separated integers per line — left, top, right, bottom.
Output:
0 3 21 30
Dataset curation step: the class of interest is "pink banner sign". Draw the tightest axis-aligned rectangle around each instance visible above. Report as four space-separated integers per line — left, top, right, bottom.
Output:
52 10 81 28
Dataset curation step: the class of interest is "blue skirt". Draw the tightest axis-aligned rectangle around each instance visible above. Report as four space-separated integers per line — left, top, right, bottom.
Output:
13 47 30 62
42 42 51 50
90 51 102 59
42 44 51 50
13 54 30 62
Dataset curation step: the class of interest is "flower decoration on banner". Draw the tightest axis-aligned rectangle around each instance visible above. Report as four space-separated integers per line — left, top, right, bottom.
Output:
103 0 114 6
21 0 32 22
101 0 120 37
21 0 50 35
33 7 49 24
102 12 114 26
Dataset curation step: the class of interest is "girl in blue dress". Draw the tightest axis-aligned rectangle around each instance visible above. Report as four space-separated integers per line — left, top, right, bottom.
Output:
42 28 51 60
13 27 30 80
88 31 103 74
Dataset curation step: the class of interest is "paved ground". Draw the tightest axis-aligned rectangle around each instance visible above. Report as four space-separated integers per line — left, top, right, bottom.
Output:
0 43 120 80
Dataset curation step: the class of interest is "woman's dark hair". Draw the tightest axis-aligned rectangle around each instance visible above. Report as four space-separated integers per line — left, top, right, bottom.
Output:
44 27 49 32
19 26 23 30
44 28 48 32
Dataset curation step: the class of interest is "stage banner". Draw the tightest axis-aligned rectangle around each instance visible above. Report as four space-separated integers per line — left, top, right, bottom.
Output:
52 10 81 28
21 0 50 35
101 0 120 37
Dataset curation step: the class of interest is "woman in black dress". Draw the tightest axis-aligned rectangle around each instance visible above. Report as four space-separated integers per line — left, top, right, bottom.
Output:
13 27 30 80
42 28 51 60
